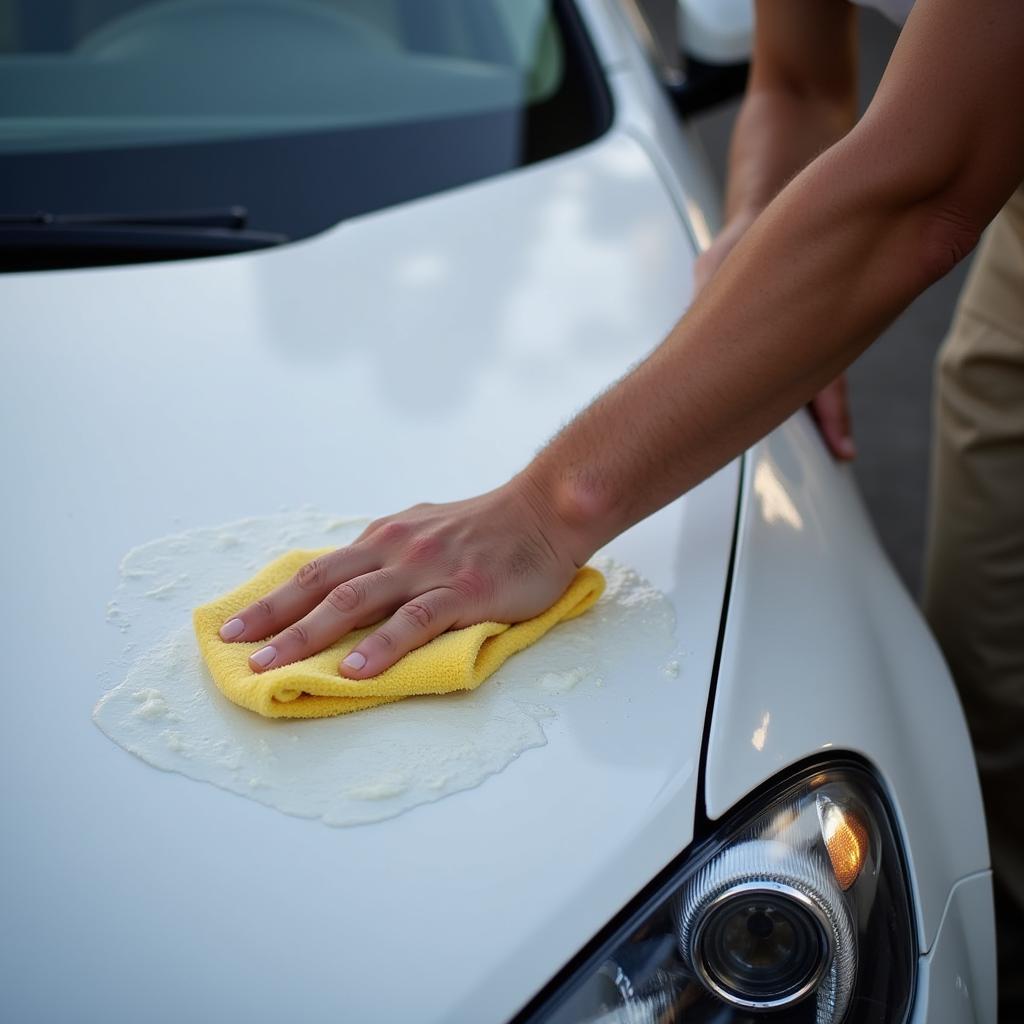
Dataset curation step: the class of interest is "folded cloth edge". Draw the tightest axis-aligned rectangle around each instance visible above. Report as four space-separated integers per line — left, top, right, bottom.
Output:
192 549 605 719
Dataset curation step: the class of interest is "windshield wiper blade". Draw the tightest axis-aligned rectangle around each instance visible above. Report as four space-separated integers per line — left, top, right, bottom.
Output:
0 205 256 230
0 206 288 271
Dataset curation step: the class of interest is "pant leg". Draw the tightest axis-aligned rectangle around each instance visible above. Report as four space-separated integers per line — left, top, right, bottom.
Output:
923 182 1024 1020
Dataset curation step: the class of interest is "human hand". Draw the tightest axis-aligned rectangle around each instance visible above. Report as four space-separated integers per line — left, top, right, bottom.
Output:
218 478 583 679
808 374 856 460
696 212 855 462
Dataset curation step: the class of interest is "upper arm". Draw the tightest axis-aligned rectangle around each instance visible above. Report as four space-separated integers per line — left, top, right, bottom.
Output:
751 0 858 112
850 0 1024 243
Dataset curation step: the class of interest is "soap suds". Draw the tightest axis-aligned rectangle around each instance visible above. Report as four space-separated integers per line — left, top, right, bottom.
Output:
132 688 172 720
346 777 410 801
537 667 588 694
162 730 188 754
143 574 190 600
93 509 680 827
106 600 130 633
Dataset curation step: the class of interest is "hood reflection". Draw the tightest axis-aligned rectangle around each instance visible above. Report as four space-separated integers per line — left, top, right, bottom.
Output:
753 460 803 530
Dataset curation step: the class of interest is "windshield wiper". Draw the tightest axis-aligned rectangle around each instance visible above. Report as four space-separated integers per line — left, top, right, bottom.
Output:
0 206 288 271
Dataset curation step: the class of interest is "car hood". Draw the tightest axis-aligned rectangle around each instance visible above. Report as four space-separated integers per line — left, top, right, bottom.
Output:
2 129 738 1023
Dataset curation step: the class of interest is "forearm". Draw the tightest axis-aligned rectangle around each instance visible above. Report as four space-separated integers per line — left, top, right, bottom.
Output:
225 0 1024 673
525 0 1024 564
523 138 965 561
722 0 857 224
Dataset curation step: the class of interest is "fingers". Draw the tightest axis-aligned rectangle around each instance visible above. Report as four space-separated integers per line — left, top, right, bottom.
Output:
810 377 856 461
339 589 463 679
219 546 377 644
248 568 410 672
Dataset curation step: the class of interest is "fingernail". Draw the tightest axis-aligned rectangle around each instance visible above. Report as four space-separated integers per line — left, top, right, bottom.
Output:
250 646 277 669
219 618 245 641
342 651 366 671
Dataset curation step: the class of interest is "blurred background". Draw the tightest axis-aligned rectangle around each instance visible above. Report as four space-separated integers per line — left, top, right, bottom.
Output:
693 5 972 597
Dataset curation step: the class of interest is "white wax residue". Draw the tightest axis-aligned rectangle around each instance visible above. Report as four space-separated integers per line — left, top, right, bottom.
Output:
93 509 679 827
537 667 589 694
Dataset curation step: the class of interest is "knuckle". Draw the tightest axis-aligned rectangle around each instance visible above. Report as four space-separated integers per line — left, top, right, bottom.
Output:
326 582 361 614
403 534 443 565
254 598 274 619
294 558 324 591
372 629 395 651
402 601 434 629
450 567 492 603
282 623 310 648
375 521 409 546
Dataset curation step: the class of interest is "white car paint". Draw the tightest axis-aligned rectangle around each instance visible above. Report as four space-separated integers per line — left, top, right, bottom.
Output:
3 100 735 1024
911 874 997 1024
0 1 993 1022
707 415 990 953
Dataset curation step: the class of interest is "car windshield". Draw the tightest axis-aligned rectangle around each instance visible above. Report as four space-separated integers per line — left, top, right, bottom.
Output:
0 0 610 269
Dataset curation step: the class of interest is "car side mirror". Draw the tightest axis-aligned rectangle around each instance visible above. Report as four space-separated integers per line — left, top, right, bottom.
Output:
626 0 753 116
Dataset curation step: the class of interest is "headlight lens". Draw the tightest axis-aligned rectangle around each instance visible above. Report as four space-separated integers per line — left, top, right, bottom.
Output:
688 875 836 1007
524 763 915 1024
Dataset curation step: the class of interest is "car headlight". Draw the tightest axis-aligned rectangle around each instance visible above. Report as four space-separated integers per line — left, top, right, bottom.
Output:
522 761 915 1024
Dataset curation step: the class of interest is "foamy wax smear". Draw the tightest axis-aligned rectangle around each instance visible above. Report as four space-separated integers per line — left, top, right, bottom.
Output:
93 509 679 827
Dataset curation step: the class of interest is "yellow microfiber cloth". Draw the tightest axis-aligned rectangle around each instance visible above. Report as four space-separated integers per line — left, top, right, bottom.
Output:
193 548 605 719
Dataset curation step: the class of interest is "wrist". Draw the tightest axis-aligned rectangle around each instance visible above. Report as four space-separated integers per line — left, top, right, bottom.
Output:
509 464 615 570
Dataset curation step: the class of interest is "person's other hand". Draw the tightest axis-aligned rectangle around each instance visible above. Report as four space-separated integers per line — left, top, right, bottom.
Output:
809 374 856 460
695 212 855 461
218 479 582 679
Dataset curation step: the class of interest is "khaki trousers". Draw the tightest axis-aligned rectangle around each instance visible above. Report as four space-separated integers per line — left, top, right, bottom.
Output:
923 183 1024 1018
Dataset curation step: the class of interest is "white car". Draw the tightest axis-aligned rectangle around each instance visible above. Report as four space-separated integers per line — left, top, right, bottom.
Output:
1 1 994 1022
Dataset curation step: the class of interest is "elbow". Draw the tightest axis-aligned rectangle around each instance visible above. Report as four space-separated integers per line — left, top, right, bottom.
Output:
917 201 982 286
825 125 985 290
